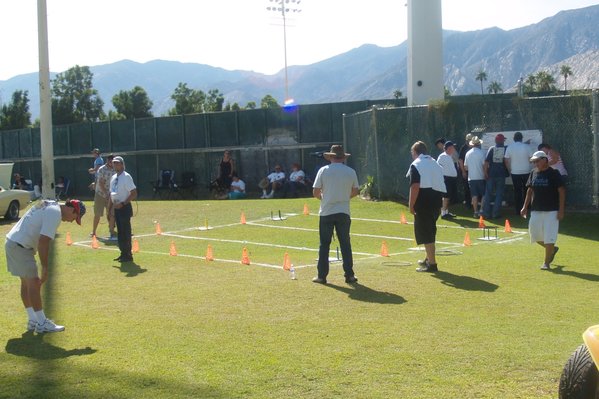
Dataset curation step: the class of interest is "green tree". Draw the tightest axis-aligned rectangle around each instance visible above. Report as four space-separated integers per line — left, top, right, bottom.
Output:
487 81 503 94
0 90 31 130
245 101 257 110
393 90 403 99
51 65 105 124
560 65 573 91
524 74 537 94
475 70 487 95
168 83 206 115
260 95 279 109
535 71 557 92
112 86 153 119
205 89 225 112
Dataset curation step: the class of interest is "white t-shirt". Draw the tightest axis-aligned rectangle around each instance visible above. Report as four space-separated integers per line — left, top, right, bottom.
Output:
464 147 486 181
437 152 457 177
110 171 137 204
7 200 62 249
289 170 305 182
313 163 359 217
504 141 534 175
230 179 245 192
267 171 285 183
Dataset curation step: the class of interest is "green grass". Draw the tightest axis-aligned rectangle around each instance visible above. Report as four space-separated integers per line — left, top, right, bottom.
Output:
1 198 599 398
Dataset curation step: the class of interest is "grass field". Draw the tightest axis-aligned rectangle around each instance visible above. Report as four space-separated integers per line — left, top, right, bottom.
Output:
1 198 599 399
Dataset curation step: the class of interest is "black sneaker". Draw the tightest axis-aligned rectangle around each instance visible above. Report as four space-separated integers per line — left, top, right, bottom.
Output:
345 276 358 284
113 256 122 262
549 246 559 264
312 277 327 284
416 262 438 272
119 256 134 263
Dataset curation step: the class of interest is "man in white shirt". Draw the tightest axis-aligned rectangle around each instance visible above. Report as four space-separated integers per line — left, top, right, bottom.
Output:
436 141 458 219
504 131 533 215
286 163 307 197
92 154 116 239
261 165 286 199
5 199 86 333
110 156 137 262
228 173 247 199
312 145 360 284
464 136 486 217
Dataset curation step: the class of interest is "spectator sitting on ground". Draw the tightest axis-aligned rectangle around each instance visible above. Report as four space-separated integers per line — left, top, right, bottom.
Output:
227 173 247 200
12 173 29 190
261 164 285 199
285 163 307 197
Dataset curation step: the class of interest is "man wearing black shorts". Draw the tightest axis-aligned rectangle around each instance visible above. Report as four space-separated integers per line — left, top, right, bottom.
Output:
407 141 446 272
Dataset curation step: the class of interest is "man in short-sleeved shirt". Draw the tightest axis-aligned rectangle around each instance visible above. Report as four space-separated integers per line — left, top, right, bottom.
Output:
437 141 458 219
110 156 137 262
407 141 446 272
521 151 565 270
5 199 86 333
483 134 509 219
92 154 116 238
312 145 359 284
464 136 486 217
505 131 533 215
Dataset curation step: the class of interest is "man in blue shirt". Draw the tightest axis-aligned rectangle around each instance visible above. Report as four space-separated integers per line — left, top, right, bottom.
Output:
483 134 509 219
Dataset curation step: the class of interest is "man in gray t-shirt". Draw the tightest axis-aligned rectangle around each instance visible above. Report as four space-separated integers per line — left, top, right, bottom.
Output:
312 145 360 285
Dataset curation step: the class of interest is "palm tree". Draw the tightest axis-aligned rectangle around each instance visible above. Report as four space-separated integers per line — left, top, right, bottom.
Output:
524 74 537 93
475 70 487 95
487 81 503 94
535 71 557 92
560 65 573 91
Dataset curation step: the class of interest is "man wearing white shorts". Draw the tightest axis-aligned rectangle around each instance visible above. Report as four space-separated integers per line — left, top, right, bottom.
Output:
521 151 565 270
5 199 86 333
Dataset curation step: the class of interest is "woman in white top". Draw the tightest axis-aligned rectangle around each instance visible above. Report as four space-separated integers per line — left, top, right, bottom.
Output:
538 143 568 181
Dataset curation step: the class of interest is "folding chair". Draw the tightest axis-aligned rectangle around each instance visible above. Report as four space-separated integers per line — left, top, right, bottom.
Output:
151 169 179 199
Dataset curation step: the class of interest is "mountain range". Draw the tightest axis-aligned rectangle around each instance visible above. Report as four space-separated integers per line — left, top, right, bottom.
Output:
1 5 598 121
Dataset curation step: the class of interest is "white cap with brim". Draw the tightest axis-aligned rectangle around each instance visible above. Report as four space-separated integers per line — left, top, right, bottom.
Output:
530 151 548 161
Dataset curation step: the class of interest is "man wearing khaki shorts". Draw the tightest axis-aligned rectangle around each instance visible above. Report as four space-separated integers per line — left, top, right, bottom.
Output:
521 151 566 270
92 154 116 239
5 199 86 333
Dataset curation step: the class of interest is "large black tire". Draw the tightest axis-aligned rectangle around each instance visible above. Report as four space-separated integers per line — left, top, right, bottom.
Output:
559 344 599 398
4 200 20 220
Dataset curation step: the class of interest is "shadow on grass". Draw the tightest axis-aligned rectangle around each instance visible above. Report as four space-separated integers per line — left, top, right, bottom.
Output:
431 271 499 292
326 283 407 304
549 265 599 282
5 331 97 359
112 261 147 277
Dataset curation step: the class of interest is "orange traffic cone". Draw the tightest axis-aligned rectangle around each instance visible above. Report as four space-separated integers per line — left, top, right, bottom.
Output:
380 241 389 257
463 231 472 246
240 212 246 225
241 247 250 265
283 252 291 270
169 241 177 256
132 239 140 253
303 203 310 216
66 232 73 246
504 219 513 233
478 216 486 228
91 235 99 249
155 222 162 235
205 245 214 261
400 212 407 224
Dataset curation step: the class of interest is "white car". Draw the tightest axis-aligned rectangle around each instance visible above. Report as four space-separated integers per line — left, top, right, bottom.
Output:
0 163 32 220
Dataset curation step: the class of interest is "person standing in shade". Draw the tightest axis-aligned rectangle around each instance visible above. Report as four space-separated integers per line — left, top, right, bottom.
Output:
5 199 86 333
312 145 360 284
464 136 486 217
110 156 137 263
407 141 446 272
217 150 235 191
458 133 473 209
521 151 565 270
482 134 509 219
504 131 533 215
437 141 458 219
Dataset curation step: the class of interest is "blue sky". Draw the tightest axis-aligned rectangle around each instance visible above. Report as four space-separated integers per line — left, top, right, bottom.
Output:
0 0 598 81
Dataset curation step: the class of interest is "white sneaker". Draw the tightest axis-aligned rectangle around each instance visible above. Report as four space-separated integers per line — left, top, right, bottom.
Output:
260 194 266 199
27 319 36 331
266 192 274 199
540 264 550 270
35 318 65 333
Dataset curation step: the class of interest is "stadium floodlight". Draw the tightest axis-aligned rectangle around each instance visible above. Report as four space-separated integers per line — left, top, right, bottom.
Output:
266 0 302 105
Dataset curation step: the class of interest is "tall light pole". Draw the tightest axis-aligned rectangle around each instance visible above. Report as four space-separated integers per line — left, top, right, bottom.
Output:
266 0 301 105
37 0 56 199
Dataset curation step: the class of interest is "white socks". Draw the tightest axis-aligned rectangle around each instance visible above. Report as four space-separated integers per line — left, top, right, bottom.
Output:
34 309 47 323
26 307 36 321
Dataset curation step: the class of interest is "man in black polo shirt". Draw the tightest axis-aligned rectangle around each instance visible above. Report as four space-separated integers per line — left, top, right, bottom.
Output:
521 151 565 270
407 141 446 272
